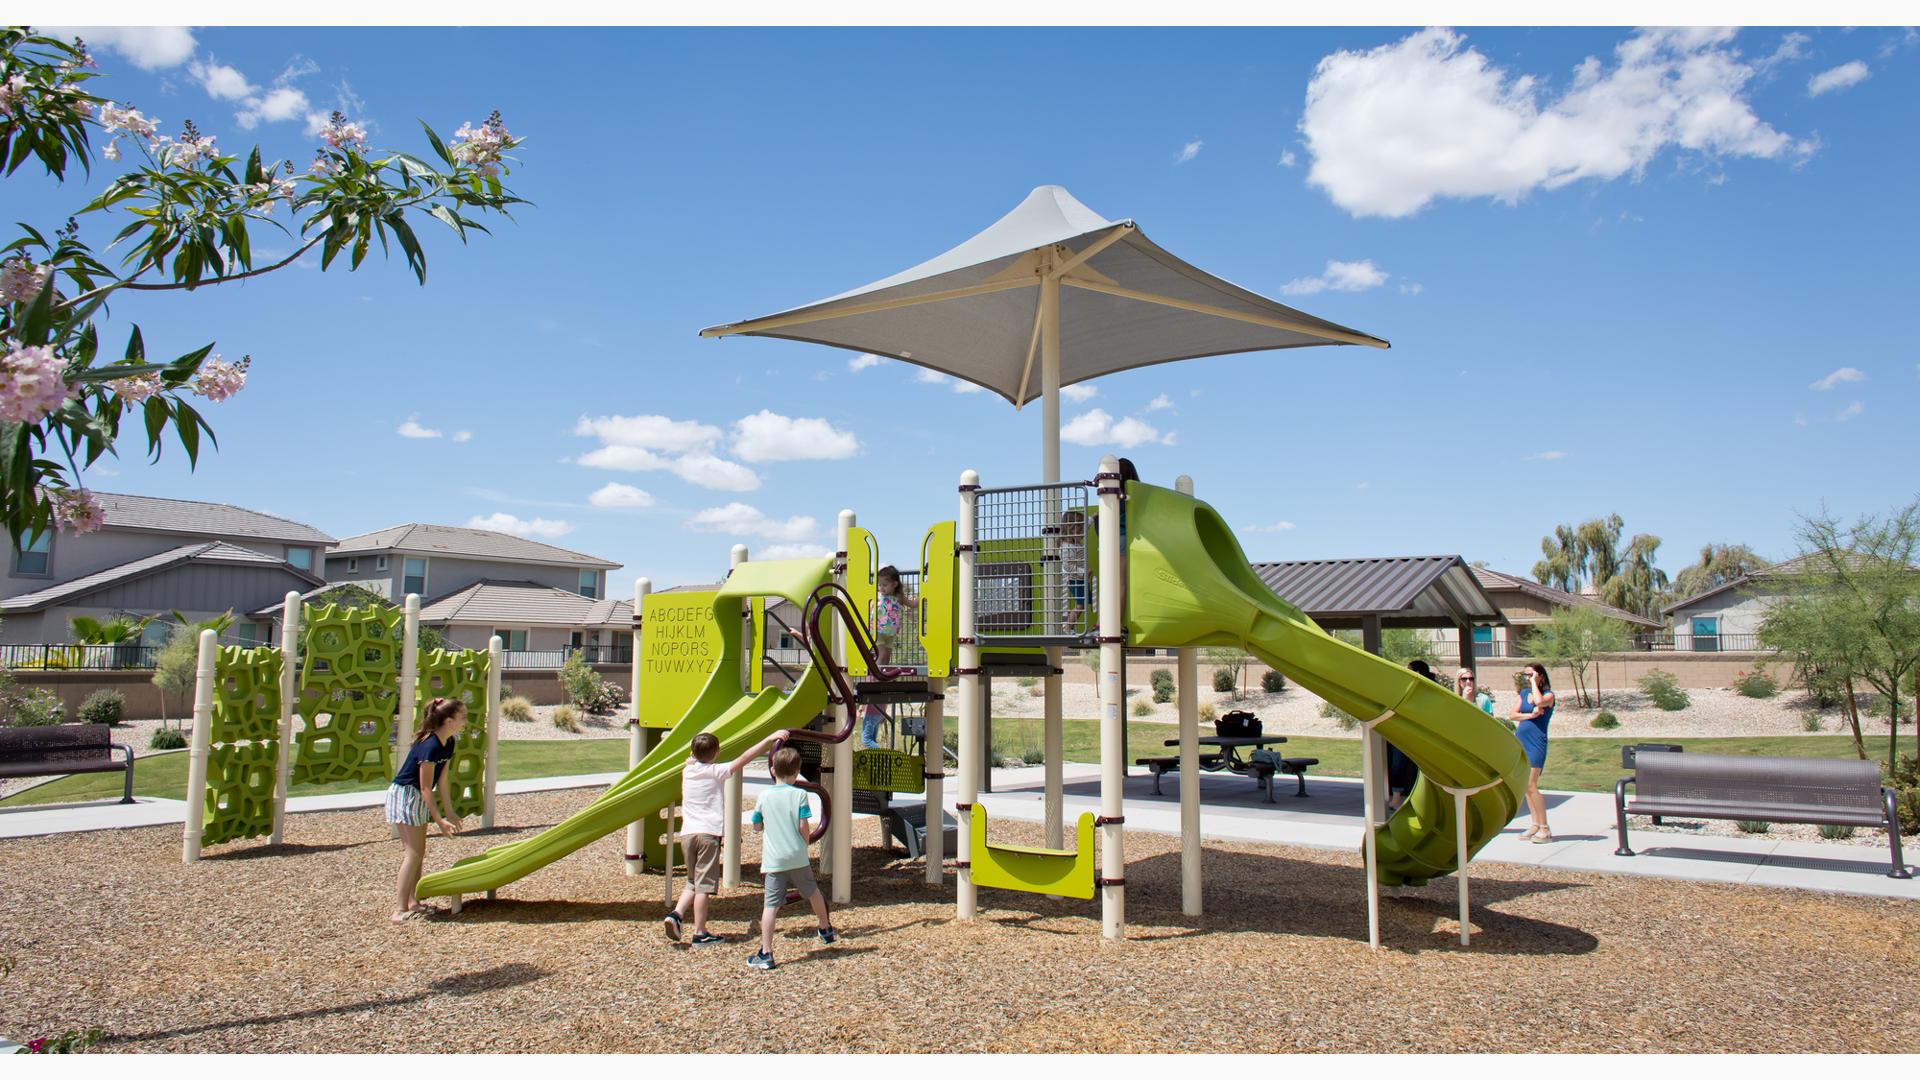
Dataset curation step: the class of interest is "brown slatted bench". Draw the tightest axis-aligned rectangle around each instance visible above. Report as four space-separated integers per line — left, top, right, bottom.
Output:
1136 754 1224 795
0 723 137 804
1614 751 1910 878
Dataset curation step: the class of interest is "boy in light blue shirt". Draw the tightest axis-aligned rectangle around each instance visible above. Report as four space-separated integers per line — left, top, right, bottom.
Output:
746 746 835 971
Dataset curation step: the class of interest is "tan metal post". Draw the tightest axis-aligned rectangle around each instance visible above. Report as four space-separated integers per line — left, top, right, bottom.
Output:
1175 475 1202 916
1097 454 1125 940
483 635 502 829
270 592 301 845
956 470 980 920
181 629 217 864
626 578 651 875
723 549 747 889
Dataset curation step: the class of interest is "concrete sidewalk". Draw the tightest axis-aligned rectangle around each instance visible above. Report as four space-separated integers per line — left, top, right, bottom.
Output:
3 763 1914 901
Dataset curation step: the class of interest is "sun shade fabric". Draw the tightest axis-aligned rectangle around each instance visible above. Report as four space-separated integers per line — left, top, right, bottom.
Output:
700 186 1388 405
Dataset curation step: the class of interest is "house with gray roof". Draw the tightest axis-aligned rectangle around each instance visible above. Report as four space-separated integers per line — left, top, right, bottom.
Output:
413 579 634 662
0 493 333 645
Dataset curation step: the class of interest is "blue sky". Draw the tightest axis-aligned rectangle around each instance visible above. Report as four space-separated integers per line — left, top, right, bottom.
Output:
17 25 1920 595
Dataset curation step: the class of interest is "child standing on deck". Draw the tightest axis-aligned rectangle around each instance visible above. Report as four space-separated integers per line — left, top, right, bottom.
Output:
862 565 911 748
664 730 781 946
386 697 467 924
746 747 836 970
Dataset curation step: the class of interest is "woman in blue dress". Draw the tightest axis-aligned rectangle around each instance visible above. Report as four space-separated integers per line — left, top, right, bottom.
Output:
1511 663 1555 843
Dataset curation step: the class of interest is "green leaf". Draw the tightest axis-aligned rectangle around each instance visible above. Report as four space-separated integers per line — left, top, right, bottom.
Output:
425 203 466 239
421 121 453 167
126 325 146 362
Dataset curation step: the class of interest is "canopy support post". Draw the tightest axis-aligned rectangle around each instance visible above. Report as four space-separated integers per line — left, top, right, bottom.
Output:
1097 454 1125 941
956 471 981 921
1041 266 1065 852
1175 475 1202 917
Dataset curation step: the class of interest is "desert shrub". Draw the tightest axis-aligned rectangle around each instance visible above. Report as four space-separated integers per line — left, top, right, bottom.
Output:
1819 824 1856 840
1131 698 1153 717
1319 700 1360 732
1638 669 1690 711
1150 669 1174 703
1197 702 1216 724
79 689 125 727
1736 819 1772 834
1261 670 1286 693
1733 669 1778 699
500 696 535 723
149 727 187 750
1590 711 1620 730
559 650 622 714
1212 667 1237 693
1017 676 1039 689
1026 685 1044 698
1022 747 1044 766
9 689 63 727
1897 789 1920 837
551 704 583 733
1802 713 1823 732
1152 684 1173 704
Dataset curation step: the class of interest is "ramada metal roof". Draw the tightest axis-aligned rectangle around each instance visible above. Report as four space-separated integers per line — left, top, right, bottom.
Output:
0 541 325 613
92 492 333 544
417 579 633 628
1249 556 1503 630
328 523 619 569
1472 566 1663 629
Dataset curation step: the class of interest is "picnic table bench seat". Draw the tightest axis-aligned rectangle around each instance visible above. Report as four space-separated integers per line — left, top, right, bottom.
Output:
1615 751 1910 878
0 723 136 804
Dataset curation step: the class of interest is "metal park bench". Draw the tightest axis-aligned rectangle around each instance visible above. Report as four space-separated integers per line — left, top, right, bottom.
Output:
0 723 137 804
1614 751 1911 878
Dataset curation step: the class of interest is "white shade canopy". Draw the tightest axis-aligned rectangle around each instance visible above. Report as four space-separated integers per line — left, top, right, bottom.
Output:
700 185 1389 406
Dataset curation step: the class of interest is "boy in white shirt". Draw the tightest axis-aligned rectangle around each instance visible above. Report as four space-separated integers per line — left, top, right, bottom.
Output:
663 730 779 945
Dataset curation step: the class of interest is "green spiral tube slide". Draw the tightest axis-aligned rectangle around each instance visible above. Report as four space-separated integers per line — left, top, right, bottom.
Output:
1123 482 1526 886
414 558 834 901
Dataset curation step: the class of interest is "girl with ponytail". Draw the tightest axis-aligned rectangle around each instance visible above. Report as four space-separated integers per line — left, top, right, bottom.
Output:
385 695 468 922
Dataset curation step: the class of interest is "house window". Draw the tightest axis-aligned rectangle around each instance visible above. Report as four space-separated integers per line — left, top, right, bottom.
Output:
237 623 259 646
12 529 51 577
578 569 598 598
613 631 633 663
286 547 313 571
376 556 388 572
347 558 358 574
1690 616 1720 653
1472 626 1495 658
493 629 528 652
403 557 427 596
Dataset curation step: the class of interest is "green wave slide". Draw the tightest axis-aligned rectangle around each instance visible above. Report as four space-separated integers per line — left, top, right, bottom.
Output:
1124 481 1527 886
415 558 834 901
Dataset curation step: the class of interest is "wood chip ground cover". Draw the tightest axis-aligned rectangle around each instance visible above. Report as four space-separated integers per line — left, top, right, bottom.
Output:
1 788 1915 1053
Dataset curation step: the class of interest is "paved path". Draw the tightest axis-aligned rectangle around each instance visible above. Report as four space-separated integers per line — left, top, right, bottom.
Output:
3 764 1913 901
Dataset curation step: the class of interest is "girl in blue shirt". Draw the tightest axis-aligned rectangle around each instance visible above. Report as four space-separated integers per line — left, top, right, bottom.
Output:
386 696 467 923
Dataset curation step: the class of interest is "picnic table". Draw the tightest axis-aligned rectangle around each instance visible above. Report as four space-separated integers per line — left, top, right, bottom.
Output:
1138 734 1319 801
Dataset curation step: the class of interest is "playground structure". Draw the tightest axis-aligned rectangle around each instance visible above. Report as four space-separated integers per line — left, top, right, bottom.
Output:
180 592 503 864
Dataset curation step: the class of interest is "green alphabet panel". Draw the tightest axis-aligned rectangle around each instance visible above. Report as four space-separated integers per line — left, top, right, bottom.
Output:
295 603 403 785
416 648 490 818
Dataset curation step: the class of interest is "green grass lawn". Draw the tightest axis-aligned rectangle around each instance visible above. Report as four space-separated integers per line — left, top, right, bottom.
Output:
3 725 1892 809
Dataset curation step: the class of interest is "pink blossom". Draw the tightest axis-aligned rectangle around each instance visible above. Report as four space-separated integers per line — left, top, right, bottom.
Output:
0 258 50 304
0 75 28 118
320 112 368 151
309 154 336 177
109 373 165 402
249 177 298 214
47 487 105 535
449 111 513 174
192 355 249 402
160 133 218 169
100 140 121 162
67 96 95 120
99 103 159 140
0 342 79 423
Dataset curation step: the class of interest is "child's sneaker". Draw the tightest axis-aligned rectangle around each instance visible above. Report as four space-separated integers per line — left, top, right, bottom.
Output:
661 912 682 942
817 925 838 945
689 932 724 946
746 950 776 971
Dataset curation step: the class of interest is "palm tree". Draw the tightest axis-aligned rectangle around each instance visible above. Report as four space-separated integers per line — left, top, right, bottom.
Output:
68 615 150 644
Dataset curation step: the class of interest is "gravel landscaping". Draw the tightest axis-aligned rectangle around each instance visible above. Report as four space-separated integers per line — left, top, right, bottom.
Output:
1 786 1915 1053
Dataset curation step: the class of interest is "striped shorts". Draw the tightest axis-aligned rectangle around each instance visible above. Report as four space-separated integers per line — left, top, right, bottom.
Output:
384 783 431 826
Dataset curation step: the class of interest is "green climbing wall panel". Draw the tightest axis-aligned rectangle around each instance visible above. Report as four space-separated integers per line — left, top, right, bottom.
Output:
416 648 491 818
294 603 403 785
201 645 284 847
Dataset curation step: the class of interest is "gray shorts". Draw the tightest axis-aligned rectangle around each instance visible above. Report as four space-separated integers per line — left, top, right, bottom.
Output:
763 866 817 908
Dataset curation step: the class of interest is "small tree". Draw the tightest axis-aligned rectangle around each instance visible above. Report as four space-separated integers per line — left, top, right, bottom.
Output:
1201 646 1250 698
1528 604 1630 707
150 623 196 723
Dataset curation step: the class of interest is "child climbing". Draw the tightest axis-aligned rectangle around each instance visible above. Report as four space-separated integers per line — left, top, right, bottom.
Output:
747 747 837 970
664 730 783 946
386 696 467 924
862 564 911 748
1059 508 1089 633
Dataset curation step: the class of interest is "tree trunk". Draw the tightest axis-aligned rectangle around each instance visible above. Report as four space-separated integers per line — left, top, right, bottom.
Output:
1844 676 1866 760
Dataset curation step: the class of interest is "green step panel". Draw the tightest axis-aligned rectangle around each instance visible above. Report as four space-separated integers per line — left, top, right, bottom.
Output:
294 603 403 786
201 645 286 847
968 804 1096 900
416 648 491 819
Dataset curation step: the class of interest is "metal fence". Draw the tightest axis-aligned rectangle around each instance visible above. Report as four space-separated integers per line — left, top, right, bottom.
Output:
503 646 632 670
973 480 1097 647
1632 632 1767 653
0 643 165 670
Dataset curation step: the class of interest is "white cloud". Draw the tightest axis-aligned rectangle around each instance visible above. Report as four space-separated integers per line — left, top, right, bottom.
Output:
47 27 195 70
848 353 886 372
1280 259 1389 296
689 503 816 542
915 369 985 394
237 86 311 130
396 417 442 439
1756 32 1811 75
1278 149 1298 168
1810 367 1866 391
1792 414 1808 428
1145 393 1174 412
587 482 654 509
1836 401 1865 422
574 444 761 492
1400 282 1424 295
729 410 860 463
1808 60 1870 96
1176 138 1205 164
1244 521 1297 533
1061 384 1099 403
1527 449 1568 461
1301 28 1806 218
1061 409 1175 450
451 431 472 443
466 512 573 539
189 59 255 101
760 543 832 559
573 414 721 453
